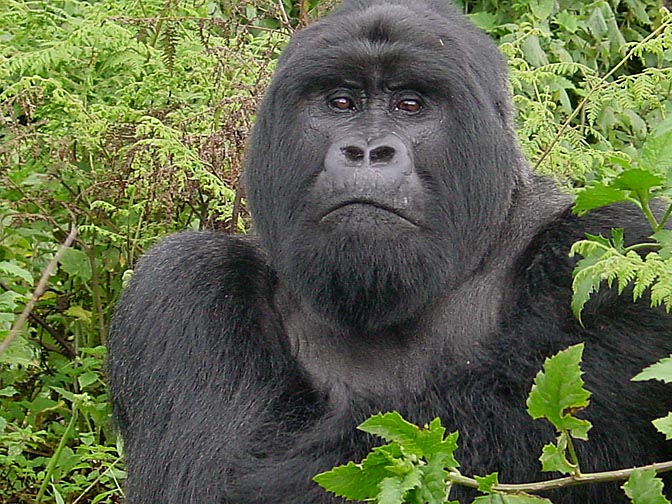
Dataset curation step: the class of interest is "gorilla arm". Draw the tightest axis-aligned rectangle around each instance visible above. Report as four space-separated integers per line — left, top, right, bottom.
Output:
107 232 312 501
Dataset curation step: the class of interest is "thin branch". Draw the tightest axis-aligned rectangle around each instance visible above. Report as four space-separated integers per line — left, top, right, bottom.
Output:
449 460 672 494
0 227 78 355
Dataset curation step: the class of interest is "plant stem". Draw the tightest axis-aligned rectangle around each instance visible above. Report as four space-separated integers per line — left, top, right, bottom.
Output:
35 405 79 502
448 460 672 494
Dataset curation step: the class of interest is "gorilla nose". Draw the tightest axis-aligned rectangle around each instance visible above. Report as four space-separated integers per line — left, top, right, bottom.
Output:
341 143 396 165
327 134 413 180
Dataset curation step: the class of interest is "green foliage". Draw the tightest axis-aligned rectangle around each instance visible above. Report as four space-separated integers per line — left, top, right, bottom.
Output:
314 412 460 504
316 346 670 504
622 469 671 504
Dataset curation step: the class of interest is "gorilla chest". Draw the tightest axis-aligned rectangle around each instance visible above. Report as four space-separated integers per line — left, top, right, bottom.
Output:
278 272 509 400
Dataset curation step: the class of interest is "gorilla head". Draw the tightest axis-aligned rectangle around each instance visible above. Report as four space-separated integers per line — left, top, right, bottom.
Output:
245 0 526 331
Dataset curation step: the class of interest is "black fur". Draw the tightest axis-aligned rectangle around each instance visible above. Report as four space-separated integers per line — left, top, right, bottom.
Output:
107 1 672 502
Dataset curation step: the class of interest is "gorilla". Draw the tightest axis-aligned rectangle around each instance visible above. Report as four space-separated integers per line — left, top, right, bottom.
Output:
107 0 672 502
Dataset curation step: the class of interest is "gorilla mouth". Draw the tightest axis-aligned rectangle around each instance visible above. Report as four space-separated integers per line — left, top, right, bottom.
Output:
320 199 418 226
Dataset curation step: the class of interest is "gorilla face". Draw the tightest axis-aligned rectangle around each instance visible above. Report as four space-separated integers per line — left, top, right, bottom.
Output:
245 1 525 331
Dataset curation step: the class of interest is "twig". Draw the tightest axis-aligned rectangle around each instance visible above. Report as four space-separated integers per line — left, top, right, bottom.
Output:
0 227 78 355
448 459 672 494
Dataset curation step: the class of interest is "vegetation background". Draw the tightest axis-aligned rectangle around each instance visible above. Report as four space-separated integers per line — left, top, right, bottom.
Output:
1 0 671 502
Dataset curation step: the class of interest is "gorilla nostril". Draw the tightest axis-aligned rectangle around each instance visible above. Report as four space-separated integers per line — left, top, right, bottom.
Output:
342 146 365 163
370 146 395 164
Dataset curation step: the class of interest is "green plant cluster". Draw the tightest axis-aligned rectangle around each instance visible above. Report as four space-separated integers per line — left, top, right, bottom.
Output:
315 345 672 503
1 0 671 502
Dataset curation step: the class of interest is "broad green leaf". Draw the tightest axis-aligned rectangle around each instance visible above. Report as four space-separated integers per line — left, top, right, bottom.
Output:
530 0 553 20
0 386 18 397
77 371 99 389
612 169 665 201
473 494 553 503
527 344 592 439
539 440 575 474
64 305 92 323
359 412 424 456
652 413 672 440
0 261 33 284
633 355 672 383
468 12 498 31
58 248 92 282
313 460 383 500
573 183 628 216
521 35 549 67
314 443 405 500
622 468 670 504
475 473 500 493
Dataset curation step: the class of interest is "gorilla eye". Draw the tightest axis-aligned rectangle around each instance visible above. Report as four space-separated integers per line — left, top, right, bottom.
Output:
329 96 356 111
396 98 423 114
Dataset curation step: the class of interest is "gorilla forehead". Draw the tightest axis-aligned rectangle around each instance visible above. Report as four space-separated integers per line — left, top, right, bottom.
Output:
275 1 508 104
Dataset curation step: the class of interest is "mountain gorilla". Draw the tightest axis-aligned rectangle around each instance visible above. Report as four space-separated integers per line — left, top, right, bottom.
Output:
107 0 672 502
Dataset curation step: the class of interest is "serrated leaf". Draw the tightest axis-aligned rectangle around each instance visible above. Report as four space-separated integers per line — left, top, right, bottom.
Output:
475 473 500 493
473 494 553 503
652 413 672 440
539 440 575 474
612 169 665 202
622 468 670 504
313 460 382 500
359 412 424 456
573 183 628 216
633 355 672 383
412 456 450 503
314 442 405 500
359 413 459 468
527 344 592 439
377 468 423 504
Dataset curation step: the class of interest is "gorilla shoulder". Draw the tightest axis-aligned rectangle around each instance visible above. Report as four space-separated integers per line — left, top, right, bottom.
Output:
118 232 272 316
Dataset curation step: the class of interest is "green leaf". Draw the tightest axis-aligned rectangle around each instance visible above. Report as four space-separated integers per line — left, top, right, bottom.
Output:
653 230 672 260
527 344 592 439
522 35 549 67
313 460 382 500
77 371 99 389
622 468 670 504
413 456 450 503
475 473 500 493
539 439 575 474
58 248 92 282
377 468 423 504
633 355 672 383
530 0 553 20
359 413 459 468
0 261 33 284
612 169 665 201
573 183 628 216
473 494 553 503
314 442 404 500
640 116 672 178
652 413 672 440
